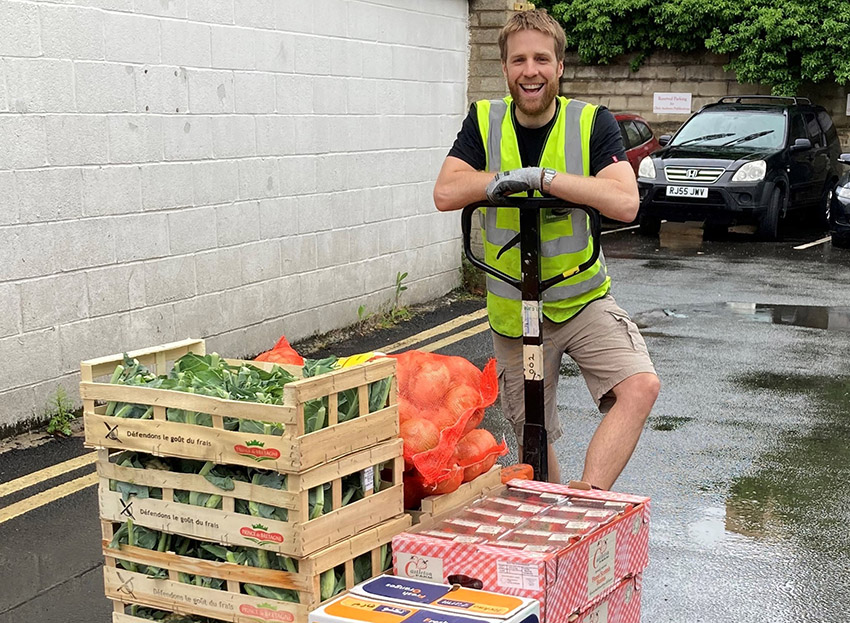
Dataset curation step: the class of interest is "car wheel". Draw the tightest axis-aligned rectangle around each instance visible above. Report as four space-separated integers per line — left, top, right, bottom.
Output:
756 187 782 241
819 185 834 230
638 213 661 237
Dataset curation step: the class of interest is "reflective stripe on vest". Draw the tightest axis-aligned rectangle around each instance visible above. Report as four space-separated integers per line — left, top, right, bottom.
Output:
476 96 611 337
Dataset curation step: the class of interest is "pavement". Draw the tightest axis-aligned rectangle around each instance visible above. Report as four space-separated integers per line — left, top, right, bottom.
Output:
2 220 850 622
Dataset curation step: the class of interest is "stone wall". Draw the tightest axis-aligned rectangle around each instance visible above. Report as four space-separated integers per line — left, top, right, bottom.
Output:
466 3 850 147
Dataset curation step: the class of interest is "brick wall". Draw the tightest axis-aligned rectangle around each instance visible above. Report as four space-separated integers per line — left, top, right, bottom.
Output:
0 0 469 433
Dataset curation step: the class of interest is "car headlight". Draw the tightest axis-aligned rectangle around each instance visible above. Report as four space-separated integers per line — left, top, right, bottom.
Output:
638 157 656 179
836 186 850 200
732 160 766 182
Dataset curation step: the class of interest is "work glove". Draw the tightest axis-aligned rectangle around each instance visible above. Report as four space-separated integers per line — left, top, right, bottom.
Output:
485 167 544 205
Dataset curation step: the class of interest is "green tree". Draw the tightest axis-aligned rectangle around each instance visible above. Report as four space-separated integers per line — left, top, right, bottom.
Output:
538 0 850 94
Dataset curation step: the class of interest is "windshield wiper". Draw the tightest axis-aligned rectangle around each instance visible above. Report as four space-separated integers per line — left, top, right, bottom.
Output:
674 132 735 147
720 130 774 147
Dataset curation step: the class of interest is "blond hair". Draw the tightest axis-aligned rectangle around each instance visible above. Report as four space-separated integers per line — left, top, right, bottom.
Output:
498 9 566 62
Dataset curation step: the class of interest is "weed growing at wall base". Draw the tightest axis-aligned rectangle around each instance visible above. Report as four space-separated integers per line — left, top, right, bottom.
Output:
45 386 77 437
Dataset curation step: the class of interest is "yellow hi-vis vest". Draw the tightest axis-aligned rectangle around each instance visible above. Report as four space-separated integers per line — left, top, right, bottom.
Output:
477 96 611 338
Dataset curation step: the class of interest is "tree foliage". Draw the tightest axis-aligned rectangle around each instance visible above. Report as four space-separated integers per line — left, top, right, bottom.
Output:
537 0 850 95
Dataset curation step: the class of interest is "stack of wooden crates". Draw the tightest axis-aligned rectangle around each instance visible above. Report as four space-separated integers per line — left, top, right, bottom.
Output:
81 338 411 623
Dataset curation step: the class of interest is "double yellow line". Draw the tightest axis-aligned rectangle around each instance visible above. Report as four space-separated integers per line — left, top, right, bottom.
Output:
0 453 98 524
0 308 490 526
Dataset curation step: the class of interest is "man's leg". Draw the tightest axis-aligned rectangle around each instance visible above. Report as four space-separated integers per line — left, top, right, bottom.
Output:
581 372 659 489
558 295 659 490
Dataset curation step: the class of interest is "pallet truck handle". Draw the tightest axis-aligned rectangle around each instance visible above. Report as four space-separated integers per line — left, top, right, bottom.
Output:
461 198 601 291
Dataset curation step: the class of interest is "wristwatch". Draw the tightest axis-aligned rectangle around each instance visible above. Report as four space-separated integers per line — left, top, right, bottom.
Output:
541 168 557 194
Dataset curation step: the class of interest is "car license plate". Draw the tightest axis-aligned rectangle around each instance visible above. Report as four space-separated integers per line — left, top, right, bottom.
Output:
666 185 708 198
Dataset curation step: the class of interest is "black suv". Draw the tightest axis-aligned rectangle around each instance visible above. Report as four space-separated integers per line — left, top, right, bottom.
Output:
636 96 842 240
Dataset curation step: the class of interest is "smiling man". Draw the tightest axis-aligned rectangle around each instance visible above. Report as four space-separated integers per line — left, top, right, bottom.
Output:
433 9 660 488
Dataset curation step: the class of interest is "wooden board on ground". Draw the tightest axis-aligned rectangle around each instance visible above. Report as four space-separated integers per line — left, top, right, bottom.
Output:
81 339 398 472
97 440 404 557
408 465 503 526
102 514 411 623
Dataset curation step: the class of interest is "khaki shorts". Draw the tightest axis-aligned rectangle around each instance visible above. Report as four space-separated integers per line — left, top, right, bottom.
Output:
492 294 656 444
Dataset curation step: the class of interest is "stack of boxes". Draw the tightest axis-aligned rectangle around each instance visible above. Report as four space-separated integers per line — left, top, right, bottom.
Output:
390 479 650 622
81 338 412 623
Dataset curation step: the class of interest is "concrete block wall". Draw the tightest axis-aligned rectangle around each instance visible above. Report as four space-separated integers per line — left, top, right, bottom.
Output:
0 0 469 433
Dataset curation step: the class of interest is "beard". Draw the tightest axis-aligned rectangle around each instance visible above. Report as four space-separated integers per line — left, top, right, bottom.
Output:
508 78 559 120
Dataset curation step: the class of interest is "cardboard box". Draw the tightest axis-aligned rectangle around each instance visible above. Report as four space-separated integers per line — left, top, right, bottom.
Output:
348 574 539 622
569 575 642 623
310 594 530 623
392 481 650 622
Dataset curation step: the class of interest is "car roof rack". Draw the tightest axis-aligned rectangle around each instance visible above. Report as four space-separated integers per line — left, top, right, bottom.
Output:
716 95 812 106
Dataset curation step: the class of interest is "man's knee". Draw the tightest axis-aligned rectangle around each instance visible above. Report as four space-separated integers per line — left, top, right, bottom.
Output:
615 372 660 411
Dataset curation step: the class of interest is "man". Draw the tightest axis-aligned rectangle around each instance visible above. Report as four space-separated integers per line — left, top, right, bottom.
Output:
433 9 660 488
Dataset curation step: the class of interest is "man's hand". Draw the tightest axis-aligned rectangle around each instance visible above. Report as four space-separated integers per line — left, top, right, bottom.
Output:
485 167 544 204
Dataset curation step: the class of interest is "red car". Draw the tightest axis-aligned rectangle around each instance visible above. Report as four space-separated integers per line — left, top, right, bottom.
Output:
613 112 660 176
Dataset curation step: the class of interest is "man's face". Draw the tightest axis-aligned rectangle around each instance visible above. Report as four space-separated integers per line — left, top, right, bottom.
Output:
502 29 564 124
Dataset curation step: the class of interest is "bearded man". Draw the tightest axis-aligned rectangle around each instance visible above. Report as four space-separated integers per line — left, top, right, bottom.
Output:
433 9 660 487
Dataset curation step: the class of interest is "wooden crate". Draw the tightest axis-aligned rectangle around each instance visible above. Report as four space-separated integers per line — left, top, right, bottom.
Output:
97 439 404 558
102 514 411 623
407 465 503 526
81 339 398 472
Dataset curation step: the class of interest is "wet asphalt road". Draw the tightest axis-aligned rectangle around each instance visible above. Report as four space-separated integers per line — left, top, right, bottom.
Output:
1 220 849 622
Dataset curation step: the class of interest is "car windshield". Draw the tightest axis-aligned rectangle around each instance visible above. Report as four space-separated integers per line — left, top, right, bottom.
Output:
671 110 786 149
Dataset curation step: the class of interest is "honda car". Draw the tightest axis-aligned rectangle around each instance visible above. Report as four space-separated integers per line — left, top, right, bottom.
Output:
636 96 842 240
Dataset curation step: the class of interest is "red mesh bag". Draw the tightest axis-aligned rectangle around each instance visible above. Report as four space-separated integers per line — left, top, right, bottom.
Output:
389 351 501 489
254 335 305 365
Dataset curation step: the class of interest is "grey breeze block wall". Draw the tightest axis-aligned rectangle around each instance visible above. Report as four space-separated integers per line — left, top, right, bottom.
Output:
0 0 469 433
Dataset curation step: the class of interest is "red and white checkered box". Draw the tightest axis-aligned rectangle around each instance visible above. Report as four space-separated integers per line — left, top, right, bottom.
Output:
572 575 642 623
393 481 649 622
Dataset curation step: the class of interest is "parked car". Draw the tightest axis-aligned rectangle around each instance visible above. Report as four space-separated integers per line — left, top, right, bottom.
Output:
635 96 843 240
614 112 661 176
830 153 850 248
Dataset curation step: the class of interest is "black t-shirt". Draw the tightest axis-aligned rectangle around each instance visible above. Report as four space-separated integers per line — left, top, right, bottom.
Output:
447 100 626 174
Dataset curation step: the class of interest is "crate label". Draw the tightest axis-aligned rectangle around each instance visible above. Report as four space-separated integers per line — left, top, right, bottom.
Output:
587 532 616 601
240 524 284 545
397 552 444 583
362 466 375 492
234 440 281 462
239 604 295 621
496 560 540 591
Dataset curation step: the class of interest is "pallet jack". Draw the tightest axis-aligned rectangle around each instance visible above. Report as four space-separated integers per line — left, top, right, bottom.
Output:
462 198 601 481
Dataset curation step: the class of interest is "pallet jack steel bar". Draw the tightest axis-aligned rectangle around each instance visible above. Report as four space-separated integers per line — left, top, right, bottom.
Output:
461 198 601 481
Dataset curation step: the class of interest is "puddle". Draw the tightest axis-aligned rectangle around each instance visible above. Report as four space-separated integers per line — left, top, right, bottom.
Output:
724 372 850 553
650 415 694 431
639 302 850 332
